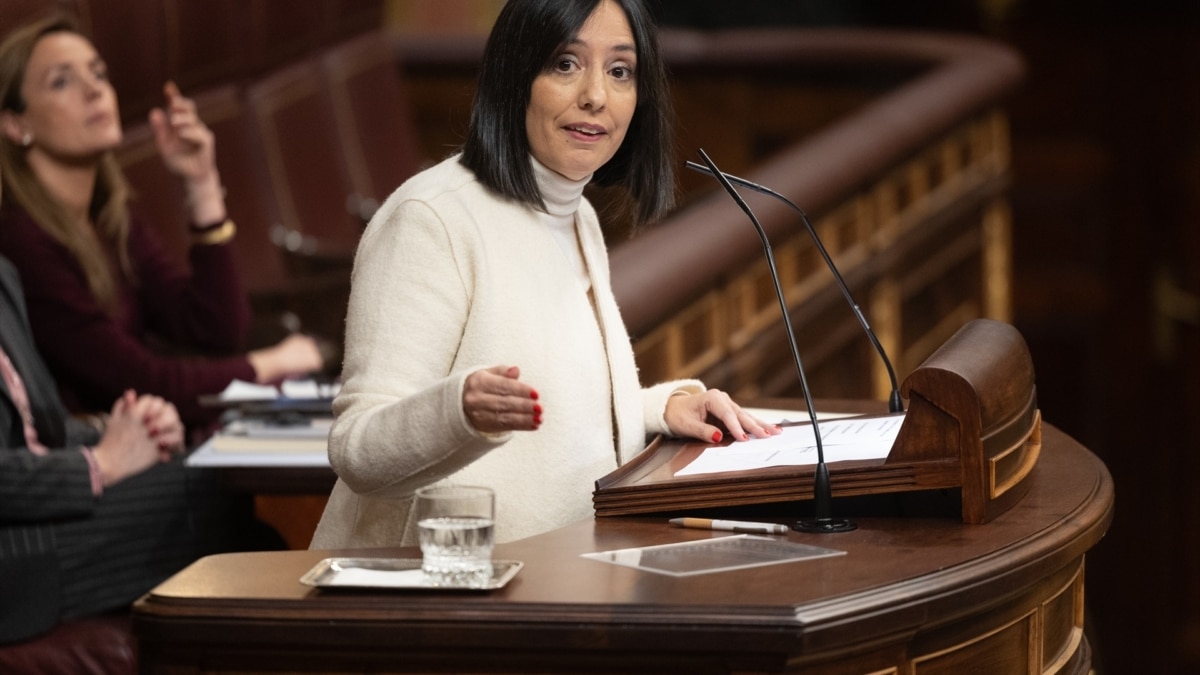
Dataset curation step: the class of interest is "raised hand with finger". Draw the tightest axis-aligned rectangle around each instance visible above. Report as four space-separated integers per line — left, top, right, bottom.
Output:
148 80 226 224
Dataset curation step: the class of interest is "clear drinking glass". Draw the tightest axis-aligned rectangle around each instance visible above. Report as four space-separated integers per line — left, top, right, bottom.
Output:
415 484 495 587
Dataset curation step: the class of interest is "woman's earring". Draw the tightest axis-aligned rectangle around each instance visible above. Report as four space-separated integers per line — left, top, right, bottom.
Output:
20 132 31 147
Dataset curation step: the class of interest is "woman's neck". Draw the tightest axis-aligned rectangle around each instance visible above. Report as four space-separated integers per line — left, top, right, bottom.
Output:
26 152 98 225
532 157 589 216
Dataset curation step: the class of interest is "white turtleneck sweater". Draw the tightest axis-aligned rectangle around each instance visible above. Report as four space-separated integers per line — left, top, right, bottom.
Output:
310 155 703 549
532 157 591 291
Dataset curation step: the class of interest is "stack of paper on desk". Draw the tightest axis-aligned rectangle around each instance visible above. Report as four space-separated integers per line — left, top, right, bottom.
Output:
187 416 333 467
209 415 331 452
198 378 341 408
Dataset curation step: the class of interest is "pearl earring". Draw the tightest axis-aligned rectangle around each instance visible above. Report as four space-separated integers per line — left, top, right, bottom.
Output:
20 132 31 147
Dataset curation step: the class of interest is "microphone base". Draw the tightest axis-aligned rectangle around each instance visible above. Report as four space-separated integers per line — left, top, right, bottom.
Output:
791 517 858 533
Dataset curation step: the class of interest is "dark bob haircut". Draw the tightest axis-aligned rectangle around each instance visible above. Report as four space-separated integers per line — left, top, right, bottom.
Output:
459 0 675 230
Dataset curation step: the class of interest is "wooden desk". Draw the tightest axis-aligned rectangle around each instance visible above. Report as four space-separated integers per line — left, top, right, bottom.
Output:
134 423 1111 674
186 417 337 549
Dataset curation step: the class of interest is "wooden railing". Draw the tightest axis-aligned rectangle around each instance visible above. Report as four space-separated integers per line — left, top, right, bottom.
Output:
620 29 1022 402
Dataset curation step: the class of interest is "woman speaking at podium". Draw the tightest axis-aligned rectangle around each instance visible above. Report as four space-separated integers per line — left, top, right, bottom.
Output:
312 0 779 549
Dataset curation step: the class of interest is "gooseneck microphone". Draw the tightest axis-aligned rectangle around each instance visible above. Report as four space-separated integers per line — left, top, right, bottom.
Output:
695 149 855 533
686 160 904 414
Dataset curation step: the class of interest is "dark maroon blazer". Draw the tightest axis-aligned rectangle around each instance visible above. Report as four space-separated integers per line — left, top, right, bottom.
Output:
0 205 256 428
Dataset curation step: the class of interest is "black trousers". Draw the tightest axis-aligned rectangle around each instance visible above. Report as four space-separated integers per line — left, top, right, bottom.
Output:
53 458 281 620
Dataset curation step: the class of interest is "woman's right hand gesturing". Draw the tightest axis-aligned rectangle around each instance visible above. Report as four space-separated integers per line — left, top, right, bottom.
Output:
463 365 542 434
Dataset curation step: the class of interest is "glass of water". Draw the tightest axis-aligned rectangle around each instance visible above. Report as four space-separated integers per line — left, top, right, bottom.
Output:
415 484 495 588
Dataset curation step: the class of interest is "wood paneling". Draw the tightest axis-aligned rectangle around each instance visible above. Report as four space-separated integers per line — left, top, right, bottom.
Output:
870 6 1200 674
631 111 1012 404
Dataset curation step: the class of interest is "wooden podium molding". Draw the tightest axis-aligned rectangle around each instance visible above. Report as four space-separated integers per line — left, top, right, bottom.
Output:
894 317 1041 523
594 318 1040 524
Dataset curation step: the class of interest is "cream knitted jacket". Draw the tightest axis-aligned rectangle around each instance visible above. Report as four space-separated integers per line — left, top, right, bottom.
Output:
310 156 701 548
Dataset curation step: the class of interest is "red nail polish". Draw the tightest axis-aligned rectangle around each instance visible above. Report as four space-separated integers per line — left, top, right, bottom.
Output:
712 430 723 443
529 389 539 401
532 403 543 415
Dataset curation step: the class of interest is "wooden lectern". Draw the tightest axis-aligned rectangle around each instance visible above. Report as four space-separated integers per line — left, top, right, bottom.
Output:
594 319 1041 524
134 320 1113 675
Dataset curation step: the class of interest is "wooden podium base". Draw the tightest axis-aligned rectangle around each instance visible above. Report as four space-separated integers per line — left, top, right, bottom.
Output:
134 422 1112 674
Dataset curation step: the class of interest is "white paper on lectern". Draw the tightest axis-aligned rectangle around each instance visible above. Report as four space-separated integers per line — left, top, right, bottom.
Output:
674 413 905 477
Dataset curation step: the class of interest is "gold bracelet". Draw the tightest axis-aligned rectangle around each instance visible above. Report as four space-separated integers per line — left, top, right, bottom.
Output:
191 219 236 246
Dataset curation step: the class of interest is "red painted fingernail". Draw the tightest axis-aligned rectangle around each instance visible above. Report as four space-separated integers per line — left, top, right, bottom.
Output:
529 389 539 400
532 404 543 415
533 414 542 425
712 430 723 443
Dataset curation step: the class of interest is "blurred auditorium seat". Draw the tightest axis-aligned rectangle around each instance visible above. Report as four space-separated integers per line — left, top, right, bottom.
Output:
194 86 292 298
319 29 425 223
0 614 137 675
245 56 363 268
112 118 190 263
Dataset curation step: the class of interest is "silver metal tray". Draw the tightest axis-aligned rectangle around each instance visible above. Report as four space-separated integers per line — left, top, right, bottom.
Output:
300 557 522 591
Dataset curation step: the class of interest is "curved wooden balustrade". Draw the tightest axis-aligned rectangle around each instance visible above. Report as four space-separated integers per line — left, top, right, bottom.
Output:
611 28 1026 402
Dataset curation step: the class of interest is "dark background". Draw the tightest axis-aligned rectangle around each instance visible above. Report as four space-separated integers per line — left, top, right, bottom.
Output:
649 1 1200 673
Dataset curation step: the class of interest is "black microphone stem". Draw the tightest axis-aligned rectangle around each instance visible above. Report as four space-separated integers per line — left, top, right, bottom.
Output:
695 149 854 533
686 160 904 414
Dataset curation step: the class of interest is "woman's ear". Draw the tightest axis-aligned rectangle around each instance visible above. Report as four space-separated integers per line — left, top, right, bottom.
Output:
0 112 27 146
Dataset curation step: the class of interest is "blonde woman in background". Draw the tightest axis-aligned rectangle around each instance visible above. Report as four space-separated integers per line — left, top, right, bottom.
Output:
0 15 324 432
